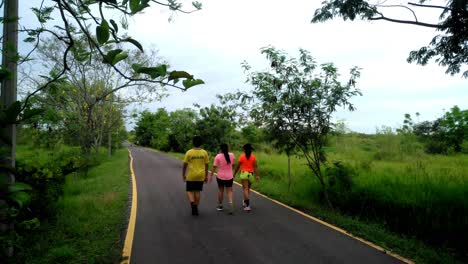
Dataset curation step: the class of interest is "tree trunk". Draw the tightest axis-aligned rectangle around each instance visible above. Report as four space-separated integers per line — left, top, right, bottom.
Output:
0 0 19 257
319 176 333 209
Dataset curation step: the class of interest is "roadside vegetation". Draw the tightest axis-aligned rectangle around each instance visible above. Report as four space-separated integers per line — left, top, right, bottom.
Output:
12 146 129 264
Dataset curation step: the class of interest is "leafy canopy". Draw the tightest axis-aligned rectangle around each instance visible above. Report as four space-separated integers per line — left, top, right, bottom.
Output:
312 0 468 77
239 46 362 207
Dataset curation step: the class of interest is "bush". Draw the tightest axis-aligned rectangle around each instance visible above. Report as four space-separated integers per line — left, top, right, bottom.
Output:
15 147 81 219
425 140 449 154
461 140 468 154
326 161 355 205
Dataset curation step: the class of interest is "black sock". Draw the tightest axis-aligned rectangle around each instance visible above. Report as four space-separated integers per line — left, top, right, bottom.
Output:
245 199 250 206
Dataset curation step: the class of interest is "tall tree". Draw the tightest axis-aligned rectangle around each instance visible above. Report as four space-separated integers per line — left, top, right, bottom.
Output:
168 108 198 152
312 0 468 77
1 0 204 257
195 104 237 153
240 46 361 208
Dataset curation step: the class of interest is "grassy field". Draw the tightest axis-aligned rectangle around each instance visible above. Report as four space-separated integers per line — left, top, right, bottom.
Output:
166 134 467 263
14 147 130 264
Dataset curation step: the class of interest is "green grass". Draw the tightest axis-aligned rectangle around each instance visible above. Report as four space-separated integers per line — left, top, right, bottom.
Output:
15 148 130 264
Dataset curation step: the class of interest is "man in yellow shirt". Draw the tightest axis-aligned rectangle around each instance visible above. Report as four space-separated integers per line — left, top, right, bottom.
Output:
182 136 209 216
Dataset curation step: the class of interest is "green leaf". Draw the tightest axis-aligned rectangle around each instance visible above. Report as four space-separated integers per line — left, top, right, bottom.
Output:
96 20 110 45
9 191 31 208
137 65 167 79
112 52 128 65
5 101 22 124
182 79 204 89
123 38 144 52
103 49 123 65
132 63 142 72
168 71 193 81
22 108 44 121
110 19 119 33
130 0 140 14
0 67 11 81
8 182 32 193
24 37 36 43
192 1 202 10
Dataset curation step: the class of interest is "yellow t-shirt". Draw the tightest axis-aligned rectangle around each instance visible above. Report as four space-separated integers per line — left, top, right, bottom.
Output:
183 148 209 181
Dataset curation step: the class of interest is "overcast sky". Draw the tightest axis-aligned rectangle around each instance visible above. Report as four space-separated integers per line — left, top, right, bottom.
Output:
17 1 468 133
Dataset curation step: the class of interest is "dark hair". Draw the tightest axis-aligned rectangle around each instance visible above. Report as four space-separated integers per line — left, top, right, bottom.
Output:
220 143 230 164
192 136 202 147
243 143 254 159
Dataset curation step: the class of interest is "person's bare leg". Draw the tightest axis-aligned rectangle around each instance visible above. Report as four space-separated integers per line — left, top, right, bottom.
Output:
194 191 201 205
218 186 224 205
186 191 195 203
227 187 233 203
187 191 197 215
242 180 249 201
227 187 234 214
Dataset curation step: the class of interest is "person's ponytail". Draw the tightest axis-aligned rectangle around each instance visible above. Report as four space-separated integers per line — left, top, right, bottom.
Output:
220 143 231 164
245 149 251 159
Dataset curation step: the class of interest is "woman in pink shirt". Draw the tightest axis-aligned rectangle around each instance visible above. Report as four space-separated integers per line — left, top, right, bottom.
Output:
209 143 236 214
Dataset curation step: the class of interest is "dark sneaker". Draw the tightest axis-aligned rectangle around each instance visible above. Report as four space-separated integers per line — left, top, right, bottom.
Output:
228 203 234 215
216 205 224 211
191 204 198 216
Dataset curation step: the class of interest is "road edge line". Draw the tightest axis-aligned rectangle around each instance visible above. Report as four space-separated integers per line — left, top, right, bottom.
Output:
233 181 414 264
121 149 138 264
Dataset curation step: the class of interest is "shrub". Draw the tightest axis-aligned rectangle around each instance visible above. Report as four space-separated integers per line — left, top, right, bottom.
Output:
15 147 81 219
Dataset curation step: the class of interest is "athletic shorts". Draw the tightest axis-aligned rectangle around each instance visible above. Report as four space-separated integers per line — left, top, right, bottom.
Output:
186 181 204 191
216 178 233 188
239 171 255 183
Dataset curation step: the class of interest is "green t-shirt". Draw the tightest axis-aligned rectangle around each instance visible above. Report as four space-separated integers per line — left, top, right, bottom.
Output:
183 148 209 181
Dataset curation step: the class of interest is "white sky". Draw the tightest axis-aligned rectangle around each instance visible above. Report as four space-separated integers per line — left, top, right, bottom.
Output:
16 0 468 133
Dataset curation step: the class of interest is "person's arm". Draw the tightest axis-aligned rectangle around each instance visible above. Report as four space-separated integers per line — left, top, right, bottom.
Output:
233 162 241 177
182 163 188 182
204 163 209 183
254 160 259 181
209 165 217 183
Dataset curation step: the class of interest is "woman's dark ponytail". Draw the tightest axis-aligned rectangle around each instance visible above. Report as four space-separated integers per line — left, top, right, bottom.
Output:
243 144 253 159
245 149 251 159
220 143 230 164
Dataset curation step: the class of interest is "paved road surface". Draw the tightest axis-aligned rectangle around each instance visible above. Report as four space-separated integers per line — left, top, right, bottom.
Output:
129 146 404 264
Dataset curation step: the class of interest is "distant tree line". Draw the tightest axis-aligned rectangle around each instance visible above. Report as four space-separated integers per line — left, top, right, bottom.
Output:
398 106 468 154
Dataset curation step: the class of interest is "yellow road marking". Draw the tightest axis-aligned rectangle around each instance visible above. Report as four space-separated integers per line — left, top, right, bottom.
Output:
121 149 138 264
232 181 414 264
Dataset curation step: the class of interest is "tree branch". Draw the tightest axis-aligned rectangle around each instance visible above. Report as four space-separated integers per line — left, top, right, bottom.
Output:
375 4 418 22
408 2 452 11
370 15 440 28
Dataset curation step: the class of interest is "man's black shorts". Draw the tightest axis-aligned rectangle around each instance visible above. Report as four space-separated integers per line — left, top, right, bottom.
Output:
186 181 204 191
216 178 233 188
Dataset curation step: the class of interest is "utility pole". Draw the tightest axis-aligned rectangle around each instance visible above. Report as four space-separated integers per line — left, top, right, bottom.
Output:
1 0 19 257
1 0 18 167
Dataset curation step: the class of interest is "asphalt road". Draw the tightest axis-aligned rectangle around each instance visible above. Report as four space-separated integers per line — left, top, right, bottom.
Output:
129 146 404 264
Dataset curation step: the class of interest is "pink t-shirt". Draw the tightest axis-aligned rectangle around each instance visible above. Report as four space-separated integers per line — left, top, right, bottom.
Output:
213 153 235 180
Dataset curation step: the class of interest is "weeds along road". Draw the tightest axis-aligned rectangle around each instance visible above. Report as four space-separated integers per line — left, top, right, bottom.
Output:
126 146 406 264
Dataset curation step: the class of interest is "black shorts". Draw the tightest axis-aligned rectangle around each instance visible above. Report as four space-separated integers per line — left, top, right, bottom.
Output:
216 178 233 188
186 181 204 192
